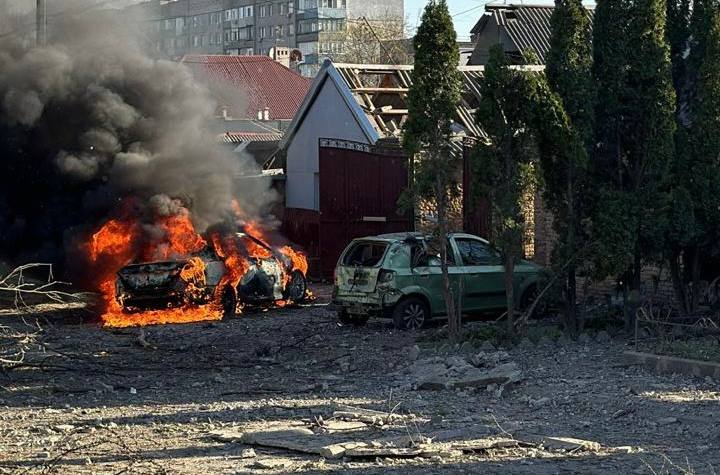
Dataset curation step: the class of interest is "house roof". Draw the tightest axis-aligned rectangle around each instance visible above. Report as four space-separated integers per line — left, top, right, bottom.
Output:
181 55 312 121
219 131 284 144
280 60 544 155
471 4 594 64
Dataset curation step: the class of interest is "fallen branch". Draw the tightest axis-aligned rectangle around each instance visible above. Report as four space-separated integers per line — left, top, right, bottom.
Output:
0 263 86 310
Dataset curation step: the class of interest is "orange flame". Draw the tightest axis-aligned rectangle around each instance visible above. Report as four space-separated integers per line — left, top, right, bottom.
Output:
87 200 309 327
279 245 309 276
88 212 221 327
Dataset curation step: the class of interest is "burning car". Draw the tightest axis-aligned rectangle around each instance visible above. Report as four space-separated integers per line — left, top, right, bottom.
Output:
114 232 308 317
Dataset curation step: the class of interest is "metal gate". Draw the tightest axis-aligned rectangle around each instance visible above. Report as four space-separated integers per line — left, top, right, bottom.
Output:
318 139 411 278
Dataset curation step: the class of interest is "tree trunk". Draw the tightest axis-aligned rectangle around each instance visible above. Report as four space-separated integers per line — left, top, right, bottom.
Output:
566 264 578 336
691 245 701 313
565 165 578 336
437 180 458 339
504 251 516 335
669 251 689 315
625 244 642 334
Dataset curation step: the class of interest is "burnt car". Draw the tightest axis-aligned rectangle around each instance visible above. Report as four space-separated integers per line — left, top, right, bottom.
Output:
115 232 307 316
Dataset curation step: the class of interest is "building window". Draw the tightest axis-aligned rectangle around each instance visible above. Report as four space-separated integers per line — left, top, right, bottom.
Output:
288 23 295 35
289 1 294 13
245 47 254 55
259 26 267 38
247 6 253 17
298 41 317 56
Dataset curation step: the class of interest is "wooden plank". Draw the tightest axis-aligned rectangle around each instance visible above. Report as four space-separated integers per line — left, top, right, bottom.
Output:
351 87 409 93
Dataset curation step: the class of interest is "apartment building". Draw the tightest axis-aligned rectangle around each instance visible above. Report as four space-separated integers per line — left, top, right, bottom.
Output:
125 0 403 76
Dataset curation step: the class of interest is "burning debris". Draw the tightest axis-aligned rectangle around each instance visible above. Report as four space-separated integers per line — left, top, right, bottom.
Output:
87 199 309 328
0 4 303 327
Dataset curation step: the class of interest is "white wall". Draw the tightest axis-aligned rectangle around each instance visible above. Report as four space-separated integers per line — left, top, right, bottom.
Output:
285 77 370 210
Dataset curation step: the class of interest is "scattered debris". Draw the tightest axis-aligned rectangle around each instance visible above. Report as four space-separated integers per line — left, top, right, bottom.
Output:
405 353 522 391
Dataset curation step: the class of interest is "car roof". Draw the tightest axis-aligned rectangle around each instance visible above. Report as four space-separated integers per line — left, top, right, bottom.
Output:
352 232 490 244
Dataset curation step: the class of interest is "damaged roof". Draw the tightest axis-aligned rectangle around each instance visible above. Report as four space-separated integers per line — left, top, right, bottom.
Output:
470 4 594 64
279 60 543 155
219 131 284 144
181 55 311 121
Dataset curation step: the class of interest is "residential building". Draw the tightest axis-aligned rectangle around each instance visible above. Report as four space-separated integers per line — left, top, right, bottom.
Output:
223 0 257 55
181 54 311 167
468 4 594 65
124 0 403 75
276 60 550 275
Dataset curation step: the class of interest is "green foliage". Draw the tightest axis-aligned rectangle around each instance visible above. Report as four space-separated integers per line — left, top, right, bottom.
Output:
590 0 676 284
666 0 691 93
402 0 463 337
472 47 537 260
403 0 461 198
547 0 594 147
686 9 720 250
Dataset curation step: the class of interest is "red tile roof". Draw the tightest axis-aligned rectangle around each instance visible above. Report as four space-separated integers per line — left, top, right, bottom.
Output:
181 55 311 121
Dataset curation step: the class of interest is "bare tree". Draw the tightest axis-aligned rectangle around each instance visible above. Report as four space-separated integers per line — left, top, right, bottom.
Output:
338 15 413 65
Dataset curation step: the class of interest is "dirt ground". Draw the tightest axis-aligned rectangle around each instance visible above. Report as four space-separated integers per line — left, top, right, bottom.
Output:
1 285 718 474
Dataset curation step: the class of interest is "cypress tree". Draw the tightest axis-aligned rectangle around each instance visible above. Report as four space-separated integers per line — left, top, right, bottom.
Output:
403 0 463 336
591 0 676 329
545 0 593 335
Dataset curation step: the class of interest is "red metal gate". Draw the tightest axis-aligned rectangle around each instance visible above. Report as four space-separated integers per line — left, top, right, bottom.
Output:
318 139 411 278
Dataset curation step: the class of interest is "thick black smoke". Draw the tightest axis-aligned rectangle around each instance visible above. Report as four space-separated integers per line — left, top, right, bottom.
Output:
0 6 274 282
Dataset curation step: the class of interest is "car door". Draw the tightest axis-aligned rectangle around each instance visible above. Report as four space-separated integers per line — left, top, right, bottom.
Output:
410 238 462 316
454 237 506 311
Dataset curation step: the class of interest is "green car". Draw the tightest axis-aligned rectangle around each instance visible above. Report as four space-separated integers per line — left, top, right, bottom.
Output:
332 232 542 330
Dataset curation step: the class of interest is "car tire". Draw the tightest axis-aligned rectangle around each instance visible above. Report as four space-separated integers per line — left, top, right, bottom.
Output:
520 285 545 319
392 297 429 330
221 286 237 319
338 308 369 326
283 270 307 302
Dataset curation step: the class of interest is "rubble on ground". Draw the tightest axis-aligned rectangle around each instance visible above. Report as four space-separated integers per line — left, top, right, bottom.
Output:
397 351 522 391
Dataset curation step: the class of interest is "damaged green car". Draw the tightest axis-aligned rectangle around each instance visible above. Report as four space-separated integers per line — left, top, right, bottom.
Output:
332 233 542 330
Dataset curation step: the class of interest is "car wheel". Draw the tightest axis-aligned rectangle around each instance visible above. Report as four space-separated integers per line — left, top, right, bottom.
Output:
520 285 546 318
392 297 429 330
221 286 237 319
283 270 307 302
338 308 369 326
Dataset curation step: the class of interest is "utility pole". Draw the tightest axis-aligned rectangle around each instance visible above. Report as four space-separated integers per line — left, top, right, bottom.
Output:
36 0 47 46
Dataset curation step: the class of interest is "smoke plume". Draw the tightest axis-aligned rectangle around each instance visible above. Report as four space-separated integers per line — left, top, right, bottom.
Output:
0 4 276 283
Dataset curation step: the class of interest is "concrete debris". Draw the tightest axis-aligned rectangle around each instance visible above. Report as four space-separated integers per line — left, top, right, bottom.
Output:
252 458 293 470
515 434 601 452
407 353 522 391
240 448 257 459
332 403 420 426
317 420 368 433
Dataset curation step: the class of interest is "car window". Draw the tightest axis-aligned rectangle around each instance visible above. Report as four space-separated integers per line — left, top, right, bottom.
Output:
342 241 388 267
456 238 500 266
423 237 456 266
386 242 411 268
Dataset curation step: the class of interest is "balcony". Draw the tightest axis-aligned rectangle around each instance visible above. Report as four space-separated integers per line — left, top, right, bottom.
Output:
223 18 254 29
299 7 346 19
